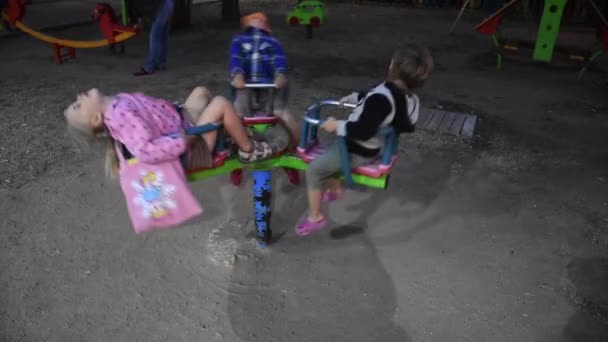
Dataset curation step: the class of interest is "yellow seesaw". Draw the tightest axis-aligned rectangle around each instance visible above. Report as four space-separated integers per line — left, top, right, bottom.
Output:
2 11 137 63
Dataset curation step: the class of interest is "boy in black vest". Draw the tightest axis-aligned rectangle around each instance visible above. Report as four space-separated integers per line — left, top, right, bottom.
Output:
296 45 434 236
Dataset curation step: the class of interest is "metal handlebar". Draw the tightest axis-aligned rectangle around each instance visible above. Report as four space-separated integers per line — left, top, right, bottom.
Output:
305 100 356 111
303 117 326 125
244 83 277 89
302 99 357 126
235 83 278 116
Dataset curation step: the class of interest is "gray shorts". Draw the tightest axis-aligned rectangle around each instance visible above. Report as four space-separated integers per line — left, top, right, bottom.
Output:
233 87 289 117
306 143 376 190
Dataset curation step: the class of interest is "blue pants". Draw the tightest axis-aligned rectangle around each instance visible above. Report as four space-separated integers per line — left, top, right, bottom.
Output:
144 0 175 72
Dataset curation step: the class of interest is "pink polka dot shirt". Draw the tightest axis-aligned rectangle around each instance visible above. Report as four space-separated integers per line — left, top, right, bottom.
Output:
104 93 188 164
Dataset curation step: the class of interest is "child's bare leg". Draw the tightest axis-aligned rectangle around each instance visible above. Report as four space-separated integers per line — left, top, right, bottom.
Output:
304 144 342 222
183 86 212 123
275 109 300 144
274 86 298 143
327 178 343 194
307 188 324 221
193 96 253 153
233 89 251 118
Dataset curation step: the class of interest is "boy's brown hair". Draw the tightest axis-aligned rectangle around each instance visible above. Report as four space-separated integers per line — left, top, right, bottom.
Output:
389 45 434 91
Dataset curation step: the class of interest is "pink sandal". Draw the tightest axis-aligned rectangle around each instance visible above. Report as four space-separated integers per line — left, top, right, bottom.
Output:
295 215 327 236
322 190 344 203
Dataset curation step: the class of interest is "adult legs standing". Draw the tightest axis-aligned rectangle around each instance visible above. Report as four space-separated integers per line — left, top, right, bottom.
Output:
157 15 171 70
134 0 175 76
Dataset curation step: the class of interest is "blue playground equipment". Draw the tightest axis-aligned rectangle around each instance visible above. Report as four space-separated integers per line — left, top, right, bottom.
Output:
176 94 399 248
121 25 401 247
297 100 398 189
183 83 298 248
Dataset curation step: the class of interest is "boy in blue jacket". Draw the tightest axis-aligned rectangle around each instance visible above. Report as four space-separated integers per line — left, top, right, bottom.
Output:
229 12 297 142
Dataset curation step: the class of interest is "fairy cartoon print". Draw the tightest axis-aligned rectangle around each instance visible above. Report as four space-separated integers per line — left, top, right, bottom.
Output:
131 171 176 219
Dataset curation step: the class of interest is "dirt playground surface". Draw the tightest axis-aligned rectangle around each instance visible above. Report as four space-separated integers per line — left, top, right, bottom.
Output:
1 1 608 341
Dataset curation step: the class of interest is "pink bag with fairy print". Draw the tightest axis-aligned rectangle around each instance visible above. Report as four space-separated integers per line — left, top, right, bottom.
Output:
115 145 203 234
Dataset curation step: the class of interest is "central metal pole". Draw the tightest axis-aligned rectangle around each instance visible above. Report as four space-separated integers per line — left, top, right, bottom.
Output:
253 169 272 247
245 27 274 247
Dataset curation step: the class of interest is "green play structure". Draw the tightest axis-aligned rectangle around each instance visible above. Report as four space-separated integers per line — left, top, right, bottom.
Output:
532 0 567 62
475 0 607 79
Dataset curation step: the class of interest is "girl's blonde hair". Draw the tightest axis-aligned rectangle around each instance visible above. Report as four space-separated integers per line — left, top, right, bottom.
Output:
389 45 433 91
64 107 120 179
103 136 120 179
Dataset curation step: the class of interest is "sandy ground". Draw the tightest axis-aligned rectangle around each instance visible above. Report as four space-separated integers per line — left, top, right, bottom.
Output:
1 1 608 341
